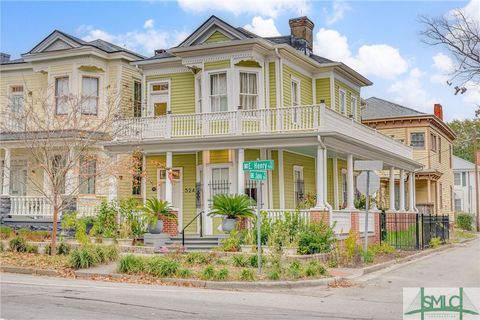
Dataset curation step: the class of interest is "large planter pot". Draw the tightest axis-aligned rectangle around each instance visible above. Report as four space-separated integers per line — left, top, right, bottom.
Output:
148 219 164 234
282 247 298 256
221 218 236 233
117 239 133 246
240 245 254 253
102 238 116 245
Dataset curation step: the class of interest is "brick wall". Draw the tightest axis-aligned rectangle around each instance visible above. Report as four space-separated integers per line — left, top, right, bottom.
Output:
161 210 178 236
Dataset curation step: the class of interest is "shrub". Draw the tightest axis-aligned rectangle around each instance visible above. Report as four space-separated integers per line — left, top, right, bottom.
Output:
215 267 230 280
362 248 375 264
220 231 241 252
18 228 30 238
288 261 303 279
429 237 442 248
267 270 280 281
305 260 326 277
298 222 336 255
328 258 338 268
231 254 249 267
185 252 209 265
69 246 99 269
26 244 39 253
248 254 265 268
201 265 216 280
239 268 255 281
45 241 71 255
177 268 193 278
456 213 474 231
0 226 13 239
146 257 179 277
370 243 395 255
118 255 145 274
9 236 28 252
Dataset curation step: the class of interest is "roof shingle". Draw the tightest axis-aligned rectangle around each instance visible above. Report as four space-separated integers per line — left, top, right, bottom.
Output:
362 97 425 120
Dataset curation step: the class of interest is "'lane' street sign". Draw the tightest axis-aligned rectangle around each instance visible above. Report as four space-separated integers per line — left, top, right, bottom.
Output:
249 171 267 181
243 160 274 171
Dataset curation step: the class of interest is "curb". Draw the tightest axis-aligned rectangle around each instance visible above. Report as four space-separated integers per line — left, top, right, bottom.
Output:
2 237 478 290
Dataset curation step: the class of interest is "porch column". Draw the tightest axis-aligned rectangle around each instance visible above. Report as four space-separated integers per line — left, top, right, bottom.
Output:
346 154 355 210
2 148 10 196
237 148 244 195
278 149 285 209
389 167 396 212
65 148 77 196
260 148 268 209
315 145 327 210
408 171 415 212
142 154 147 204
333 157 339 209
399 169 406 212
165 152 173 206
202 151 212 234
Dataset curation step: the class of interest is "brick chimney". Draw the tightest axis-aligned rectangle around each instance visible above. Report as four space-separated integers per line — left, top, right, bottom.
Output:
0 52 10 63
434 103 443 121
289 16 314 53
154 49 166 56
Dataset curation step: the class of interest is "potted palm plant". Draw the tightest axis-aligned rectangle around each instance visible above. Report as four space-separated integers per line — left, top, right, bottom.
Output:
141 198 176 234
208 194 255 233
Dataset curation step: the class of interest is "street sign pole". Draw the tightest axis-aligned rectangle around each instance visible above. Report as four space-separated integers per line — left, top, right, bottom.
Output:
257 180 262 274
364 170 370 259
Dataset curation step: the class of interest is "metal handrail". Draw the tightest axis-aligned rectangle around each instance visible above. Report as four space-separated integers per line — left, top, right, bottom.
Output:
181 211 203 247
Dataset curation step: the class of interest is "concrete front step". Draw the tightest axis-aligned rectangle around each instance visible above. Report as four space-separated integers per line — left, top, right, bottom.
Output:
166 234 225 251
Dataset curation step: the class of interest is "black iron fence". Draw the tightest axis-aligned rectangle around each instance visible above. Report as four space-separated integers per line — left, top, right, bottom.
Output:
380 212 449 250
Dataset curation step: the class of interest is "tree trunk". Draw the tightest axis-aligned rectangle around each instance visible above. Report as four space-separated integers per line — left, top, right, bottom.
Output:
51 206 59 256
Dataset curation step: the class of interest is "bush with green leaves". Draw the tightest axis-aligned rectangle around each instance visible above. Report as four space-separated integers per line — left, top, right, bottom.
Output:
429 237 442 248
305 260 327 277
118 198 146 238
267 270 281 281
26 244 39 253
118 255 145 274
69 245 119 269
177 268 193 278
298 222 336 255
215 267 230 280
287 260 303 279
0 226 13 239
93 200 118 238
201 265 216 280
184 252 209 265
45 241 71 256
220 230 241 252
239 268 255 281
9 236 28 252
248 254 265 268
231 254 249 267
370 243 395 255
146 257 179 277
456 213 474 231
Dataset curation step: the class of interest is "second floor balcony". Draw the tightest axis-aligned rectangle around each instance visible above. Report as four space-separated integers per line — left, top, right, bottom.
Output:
112 104 413 159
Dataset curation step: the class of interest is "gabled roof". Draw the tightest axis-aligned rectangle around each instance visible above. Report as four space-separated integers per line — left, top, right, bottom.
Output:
362 97 425 120
453 155 476 171
20 30 144 60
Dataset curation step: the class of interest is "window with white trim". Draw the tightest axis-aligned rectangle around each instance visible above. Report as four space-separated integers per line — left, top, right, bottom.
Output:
10 85 24 112
351 95 357 118
79 157 96 194
210 72 228 112
410 132 425 149
339 89 346 114
211 167 230 197
291 79 300 106
462 172 466 187
81 76 99 115
293 166 304 208
10 160 27 196
454 172 461 186
55 77 69 114
239 72 258 109
133 81 142 117
454 198 462 211
150 81 169 116
196 76 202 113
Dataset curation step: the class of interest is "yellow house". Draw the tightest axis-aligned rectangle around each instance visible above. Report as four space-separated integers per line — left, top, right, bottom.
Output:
104 16 422 236
362 97 456 220
0 30 143 219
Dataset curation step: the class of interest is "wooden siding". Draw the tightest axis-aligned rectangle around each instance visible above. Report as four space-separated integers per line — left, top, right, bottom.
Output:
120 64 141 117
269 62 276 108
334 79 360 121
282 64 313 107
204 60 230 71
209 150 230 163
205 31 230 43
315 78 331 106
283 151 315 209
146 72 195 114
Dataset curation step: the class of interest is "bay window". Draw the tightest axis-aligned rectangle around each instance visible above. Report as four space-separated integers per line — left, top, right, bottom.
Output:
10 85 24 112
81 76 99 115
79 157 96 194
55 77 69 114
239 72 258 109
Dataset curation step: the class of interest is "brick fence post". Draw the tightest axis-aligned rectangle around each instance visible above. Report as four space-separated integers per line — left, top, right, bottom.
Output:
310 209 330 225
350 210 360 243
236 217 249 230
373 211 381 244
161 210 178 236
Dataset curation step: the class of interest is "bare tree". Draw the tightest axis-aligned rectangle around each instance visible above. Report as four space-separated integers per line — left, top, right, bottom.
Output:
419 8 480 98
1 83 130 254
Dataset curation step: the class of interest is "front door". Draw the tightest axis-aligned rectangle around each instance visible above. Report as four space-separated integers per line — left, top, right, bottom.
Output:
157 168 183 230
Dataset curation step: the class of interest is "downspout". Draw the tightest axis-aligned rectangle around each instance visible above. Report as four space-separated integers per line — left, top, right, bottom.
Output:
318 136 333 224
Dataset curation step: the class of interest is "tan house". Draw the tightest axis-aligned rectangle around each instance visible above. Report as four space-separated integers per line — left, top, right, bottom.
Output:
362 97 456 220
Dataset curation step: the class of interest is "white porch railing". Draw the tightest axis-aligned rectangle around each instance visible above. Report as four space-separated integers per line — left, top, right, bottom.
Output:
262 209 311 225
359 211 375 233
331 210 352 234
10 196 53 218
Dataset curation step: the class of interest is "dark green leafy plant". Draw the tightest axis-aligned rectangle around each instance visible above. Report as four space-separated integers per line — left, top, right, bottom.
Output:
141 198 175 229
118 255 145 273
94 200 118 238
146 257 179 277
177 268 193 278
298 222 336 255
232 254 249 267
239 268 255 281
215 267 229 280
45 241 71 255
201 265 216 280
456 213 474 231
220 230 241 252
267 270 281 280
288 260 303 279
9 236 28 252
208 194 255 219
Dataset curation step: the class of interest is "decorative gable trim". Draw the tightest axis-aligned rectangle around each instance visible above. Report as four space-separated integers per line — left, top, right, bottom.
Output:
178 16 249 47
29 31 82 54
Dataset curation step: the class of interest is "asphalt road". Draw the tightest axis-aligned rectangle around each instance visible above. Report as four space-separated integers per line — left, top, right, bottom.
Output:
1 239 479 320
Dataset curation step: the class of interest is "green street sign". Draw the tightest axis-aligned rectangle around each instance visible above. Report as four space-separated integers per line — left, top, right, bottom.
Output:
243 160 274 171
249 171 267 180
